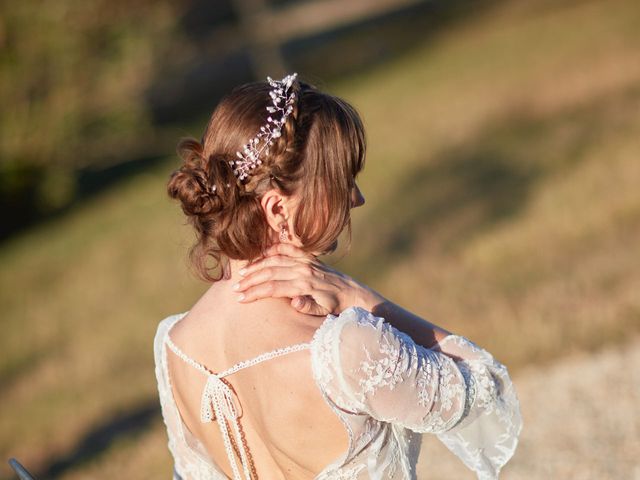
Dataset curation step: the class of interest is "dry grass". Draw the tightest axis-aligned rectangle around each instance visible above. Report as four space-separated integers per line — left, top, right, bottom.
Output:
333 0 640 369
417 335 640 479
1 0 639 478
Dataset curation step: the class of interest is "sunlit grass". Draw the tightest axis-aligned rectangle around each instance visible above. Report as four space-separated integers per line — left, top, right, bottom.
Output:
1 0 639 477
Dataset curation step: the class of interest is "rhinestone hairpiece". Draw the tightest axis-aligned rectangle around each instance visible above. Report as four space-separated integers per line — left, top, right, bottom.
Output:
230 73 298 181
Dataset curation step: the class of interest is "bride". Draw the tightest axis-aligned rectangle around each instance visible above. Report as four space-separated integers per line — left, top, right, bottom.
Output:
155 73 521 480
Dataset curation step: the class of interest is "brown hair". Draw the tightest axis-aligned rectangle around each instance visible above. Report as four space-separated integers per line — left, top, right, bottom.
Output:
167 77 366 282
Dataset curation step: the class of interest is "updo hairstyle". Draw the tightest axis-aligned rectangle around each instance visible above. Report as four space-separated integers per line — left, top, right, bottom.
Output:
167 77 366 282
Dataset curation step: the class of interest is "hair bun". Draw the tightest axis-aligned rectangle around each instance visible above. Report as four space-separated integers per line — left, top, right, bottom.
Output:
167 138 221 216
166 77 366 283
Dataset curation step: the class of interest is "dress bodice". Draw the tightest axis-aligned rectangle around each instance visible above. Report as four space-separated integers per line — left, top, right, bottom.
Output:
154 307 522 479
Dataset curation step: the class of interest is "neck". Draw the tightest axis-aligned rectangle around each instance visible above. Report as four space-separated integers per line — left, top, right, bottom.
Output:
199 258 249 308
222 258 247 285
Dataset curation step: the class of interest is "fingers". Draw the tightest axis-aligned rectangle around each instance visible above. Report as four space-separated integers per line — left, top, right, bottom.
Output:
239 255 302 278
238 244 318 279
236 265 311 292
234 244 346 315
291 296 330 316
238 280 305 303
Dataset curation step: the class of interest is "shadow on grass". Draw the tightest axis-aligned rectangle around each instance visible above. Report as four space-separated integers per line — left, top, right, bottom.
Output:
348 148 540 280
0 351 48 403
149 0 495 124
0 154 171 244
1 0 500 244
345 84 640 281
33 400 160 480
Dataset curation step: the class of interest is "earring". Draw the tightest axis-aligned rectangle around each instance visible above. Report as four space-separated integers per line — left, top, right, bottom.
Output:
279 223 288 243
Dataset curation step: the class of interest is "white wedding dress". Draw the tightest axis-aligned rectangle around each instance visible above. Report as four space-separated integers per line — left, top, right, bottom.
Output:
154 306 522 480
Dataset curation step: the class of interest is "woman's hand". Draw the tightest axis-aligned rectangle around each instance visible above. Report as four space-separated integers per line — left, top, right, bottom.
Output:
236 244 451 348
235 244 384 316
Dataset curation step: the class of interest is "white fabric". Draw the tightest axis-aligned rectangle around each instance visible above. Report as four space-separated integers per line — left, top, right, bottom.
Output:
154 306 522 479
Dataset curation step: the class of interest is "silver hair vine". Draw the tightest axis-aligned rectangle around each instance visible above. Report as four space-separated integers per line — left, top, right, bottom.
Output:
230 72 298 182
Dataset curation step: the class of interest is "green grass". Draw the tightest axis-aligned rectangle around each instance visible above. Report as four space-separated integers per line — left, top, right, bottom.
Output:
2 0 640 477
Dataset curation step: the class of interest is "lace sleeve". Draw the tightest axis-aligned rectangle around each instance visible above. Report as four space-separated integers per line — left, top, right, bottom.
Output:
432 334 522 480
310 307 522 480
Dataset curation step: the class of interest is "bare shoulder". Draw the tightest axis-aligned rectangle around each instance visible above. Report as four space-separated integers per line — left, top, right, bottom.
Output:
171 293 329 367
245 296 329 345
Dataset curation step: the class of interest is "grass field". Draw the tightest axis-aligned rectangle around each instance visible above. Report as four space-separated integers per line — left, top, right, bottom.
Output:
2 0 639 478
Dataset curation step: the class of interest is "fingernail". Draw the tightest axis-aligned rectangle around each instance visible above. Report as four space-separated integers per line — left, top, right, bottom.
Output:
238 268 246 276
237 294 245 302
233 283 240 291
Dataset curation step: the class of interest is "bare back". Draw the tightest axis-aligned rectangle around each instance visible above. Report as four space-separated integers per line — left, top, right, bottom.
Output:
165 281 349 479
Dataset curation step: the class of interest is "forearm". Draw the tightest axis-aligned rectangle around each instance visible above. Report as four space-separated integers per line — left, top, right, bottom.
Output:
350 281 452 349
234 246 454 347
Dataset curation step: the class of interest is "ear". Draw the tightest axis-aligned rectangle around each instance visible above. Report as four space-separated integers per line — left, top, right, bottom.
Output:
260 189 291 236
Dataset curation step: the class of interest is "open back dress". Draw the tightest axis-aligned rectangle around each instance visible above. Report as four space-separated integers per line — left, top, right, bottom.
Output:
154 306 522 479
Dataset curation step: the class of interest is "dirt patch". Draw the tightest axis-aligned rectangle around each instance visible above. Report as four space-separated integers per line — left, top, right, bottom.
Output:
417 337 640 479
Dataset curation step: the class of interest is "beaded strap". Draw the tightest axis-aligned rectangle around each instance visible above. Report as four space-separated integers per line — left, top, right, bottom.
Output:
165 333 310 379
165 335 212 376
218 342 311 378
164 325 311 480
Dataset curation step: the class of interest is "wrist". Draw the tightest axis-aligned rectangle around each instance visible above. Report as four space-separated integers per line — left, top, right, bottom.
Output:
347 278 385 312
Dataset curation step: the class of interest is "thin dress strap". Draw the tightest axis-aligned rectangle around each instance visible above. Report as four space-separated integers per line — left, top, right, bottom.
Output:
164 325 310 480
165 334 311 378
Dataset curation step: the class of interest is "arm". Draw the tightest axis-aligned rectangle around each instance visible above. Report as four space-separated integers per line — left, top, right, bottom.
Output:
237 245 522 478
367 296 452 350
236 243 452 349
313 307 522 479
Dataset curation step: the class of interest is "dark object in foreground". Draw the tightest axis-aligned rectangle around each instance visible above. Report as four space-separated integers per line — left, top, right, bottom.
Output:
8 458 36 480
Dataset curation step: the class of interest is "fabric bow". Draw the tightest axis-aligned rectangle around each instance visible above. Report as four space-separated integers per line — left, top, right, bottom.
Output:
200 374 238 423
200 374 252 480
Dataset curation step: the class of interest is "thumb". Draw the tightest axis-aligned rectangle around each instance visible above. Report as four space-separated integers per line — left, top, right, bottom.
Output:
291 295 327 316
291 296 305 310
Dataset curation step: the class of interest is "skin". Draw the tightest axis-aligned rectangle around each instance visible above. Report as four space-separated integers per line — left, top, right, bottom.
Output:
236 184 452 350
167 183 452 479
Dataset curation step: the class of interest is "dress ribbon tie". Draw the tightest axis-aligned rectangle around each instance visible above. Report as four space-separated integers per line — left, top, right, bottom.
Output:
200 374 252 480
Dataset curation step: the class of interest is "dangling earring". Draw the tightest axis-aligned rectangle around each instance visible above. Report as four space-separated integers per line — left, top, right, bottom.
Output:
279 223 288 243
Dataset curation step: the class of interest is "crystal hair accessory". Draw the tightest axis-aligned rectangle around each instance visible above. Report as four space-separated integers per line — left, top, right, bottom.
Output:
230 73 298 181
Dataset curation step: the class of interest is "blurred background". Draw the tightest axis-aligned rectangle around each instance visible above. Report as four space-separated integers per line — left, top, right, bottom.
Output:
1 0 639 478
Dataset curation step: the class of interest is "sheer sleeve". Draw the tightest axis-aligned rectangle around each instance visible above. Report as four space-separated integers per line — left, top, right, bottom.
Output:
310 307 522 480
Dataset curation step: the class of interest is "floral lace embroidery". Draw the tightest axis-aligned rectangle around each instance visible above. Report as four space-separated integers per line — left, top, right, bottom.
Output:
415 356 434 408
318 463 366 480
357 330 406 398
155 307 522 480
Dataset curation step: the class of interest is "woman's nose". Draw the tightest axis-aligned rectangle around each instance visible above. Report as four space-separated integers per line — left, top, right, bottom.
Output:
352 185 365 208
